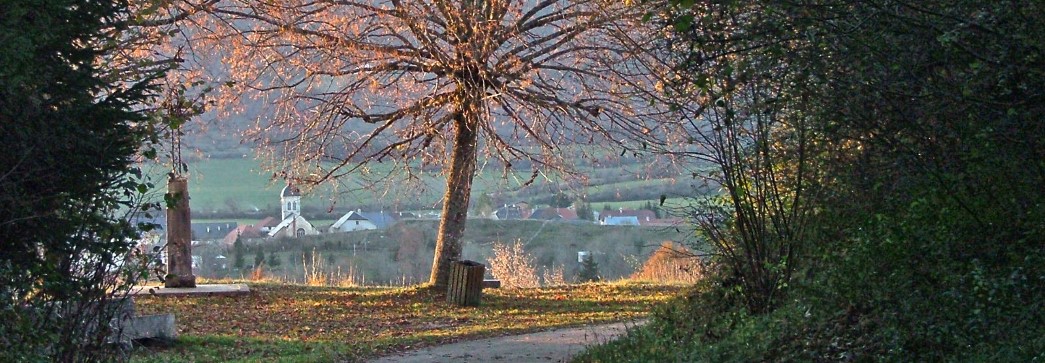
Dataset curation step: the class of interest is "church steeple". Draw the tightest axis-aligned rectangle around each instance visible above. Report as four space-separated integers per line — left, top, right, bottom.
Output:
280 183 302 220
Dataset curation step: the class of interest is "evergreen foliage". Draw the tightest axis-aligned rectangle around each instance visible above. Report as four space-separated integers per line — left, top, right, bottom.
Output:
575 200 594 221
0 0 168 360
578 255 601 283
254 248 265 268
549 192 573 208
233 238 245 269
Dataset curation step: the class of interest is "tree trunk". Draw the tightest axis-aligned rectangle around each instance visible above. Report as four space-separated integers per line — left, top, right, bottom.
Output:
429 112 479 288
165 175 196 288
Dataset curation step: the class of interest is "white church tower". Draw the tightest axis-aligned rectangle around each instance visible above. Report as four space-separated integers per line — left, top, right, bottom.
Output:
269 183 318 238
281 183 301 220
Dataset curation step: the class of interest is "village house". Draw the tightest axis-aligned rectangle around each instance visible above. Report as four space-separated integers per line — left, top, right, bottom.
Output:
493 202 532 220
191 222 237 241
597 208 656 225
222 216 277 245
603 216 641 226
328 210 399 233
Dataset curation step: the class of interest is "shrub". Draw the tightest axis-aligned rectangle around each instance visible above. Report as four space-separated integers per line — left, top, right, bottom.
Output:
488 240 540 288
0 0 168 360
577 255 602 283
630 242 703 284
541 264 568 286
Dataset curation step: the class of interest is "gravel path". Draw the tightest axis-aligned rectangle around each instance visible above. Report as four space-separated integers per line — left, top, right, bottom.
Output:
368 321 643 363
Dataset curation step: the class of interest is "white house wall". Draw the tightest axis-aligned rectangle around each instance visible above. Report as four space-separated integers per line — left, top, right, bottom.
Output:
332 220 377 232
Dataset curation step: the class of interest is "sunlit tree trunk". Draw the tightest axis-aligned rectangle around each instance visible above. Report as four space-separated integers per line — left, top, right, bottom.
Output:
430 109 478 288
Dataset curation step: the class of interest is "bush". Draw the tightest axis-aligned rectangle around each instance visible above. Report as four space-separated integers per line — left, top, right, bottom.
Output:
630 242 703 284
489 240 540 288
0 0 167 360
577 255 602 283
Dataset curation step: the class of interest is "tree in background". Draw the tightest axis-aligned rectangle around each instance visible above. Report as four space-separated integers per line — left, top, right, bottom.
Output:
575 199 594 221
232 238 246 269
472 193 495 218
267 251 282 267
0 0 169 360
577 255 601 283
170 0 667 288
549 192 573 208
643 200 662 218
254 248 265 269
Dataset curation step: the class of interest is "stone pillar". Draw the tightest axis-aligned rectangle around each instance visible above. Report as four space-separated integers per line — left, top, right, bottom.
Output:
165 175 196 288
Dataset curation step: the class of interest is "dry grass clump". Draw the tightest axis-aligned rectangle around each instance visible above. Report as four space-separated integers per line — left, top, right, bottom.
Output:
303 248 328 286
631 241 703 283
250 264 266 281
541 264 568 286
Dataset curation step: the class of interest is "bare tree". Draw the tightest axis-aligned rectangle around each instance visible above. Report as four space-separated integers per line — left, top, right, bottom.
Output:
166 0 666 287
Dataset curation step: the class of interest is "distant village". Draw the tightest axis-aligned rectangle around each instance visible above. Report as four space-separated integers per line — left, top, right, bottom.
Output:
134 183 684 271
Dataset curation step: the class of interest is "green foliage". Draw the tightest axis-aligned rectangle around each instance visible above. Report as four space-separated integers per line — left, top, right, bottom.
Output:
0 0 168 360
584 0 1045 361
254 248 266 268
577 255 602 283
267 251 282 267
575 200 594 221
643 200 662 219
233 238 246 269
549 192 573 208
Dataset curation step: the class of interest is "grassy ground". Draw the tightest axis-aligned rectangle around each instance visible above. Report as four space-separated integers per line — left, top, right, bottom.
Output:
131 281 684 362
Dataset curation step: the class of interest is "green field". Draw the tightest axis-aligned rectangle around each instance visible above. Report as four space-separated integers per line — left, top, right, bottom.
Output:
140 157 693 216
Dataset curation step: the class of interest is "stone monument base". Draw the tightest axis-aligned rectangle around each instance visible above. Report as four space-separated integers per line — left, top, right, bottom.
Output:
163 274 196 288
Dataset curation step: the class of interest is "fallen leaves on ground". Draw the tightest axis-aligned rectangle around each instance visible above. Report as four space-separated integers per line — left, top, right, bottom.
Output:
131 281 684 362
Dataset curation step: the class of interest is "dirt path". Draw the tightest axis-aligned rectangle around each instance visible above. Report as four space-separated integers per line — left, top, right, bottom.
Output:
368 321 643 363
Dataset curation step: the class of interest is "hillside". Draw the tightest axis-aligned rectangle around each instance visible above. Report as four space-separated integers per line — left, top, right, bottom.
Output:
144 156 704 219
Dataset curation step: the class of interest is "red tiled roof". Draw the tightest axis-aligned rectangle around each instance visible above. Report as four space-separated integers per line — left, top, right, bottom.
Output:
556 208 578 220
222 217 275 245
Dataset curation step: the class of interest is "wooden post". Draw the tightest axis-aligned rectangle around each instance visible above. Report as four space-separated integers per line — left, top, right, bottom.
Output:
165 175 196 288
446 260 484 307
